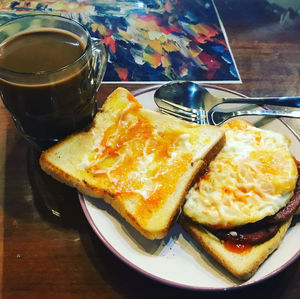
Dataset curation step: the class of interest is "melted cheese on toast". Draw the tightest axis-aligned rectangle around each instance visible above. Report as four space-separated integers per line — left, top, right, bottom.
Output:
77 92 216 226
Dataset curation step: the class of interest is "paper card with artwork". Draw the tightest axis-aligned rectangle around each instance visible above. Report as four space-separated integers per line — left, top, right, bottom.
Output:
0 0 241 83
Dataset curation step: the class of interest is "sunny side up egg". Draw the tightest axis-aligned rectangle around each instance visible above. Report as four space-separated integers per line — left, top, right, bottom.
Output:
184 118 298 229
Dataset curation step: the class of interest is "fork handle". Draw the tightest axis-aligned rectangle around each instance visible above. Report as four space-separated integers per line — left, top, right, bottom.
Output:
233 110 300 118
211 109 300 126
223 97 300 107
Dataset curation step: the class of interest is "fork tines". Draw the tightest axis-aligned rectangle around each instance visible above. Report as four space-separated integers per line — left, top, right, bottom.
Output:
158 99 207 124
159 107 199 122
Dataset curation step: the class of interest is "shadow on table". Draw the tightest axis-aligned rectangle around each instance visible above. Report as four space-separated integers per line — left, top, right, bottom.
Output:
27 145 85 228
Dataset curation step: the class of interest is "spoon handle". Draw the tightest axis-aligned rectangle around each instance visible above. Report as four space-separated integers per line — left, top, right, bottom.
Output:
223 97 300 107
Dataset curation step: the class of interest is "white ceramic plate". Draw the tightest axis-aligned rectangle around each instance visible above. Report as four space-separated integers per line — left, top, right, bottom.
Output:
79 85 300 290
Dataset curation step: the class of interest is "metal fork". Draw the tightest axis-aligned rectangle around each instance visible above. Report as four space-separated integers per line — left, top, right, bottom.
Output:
158 99 300 126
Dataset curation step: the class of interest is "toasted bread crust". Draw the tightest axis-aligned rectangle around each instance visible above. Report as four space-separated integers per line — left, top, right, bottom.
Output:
40 87 225 239
181 217 292 280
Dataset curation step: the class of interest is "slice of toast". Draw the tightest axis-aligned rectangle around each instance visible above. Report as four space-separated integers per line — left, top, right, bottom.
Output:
181 217 292 280
40 87 225 239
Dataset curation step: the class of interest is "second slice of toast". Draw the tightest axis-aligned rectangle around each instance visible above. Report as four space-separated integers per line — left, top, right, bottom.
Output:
181 217 292 280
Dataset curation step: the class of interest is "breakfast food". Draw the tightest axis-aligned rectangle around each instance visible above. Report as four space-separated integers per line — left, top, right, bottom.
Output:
40 87 225 239
182 118 299 280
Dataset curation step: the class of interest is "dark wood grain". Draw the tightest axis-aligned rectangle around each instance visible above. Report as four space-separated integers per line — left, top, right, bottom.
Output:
1 1 300 298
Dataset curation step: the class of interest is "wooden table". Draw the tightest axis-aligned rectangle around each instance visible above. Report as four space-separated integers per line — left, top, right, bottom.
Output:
1 1 300 298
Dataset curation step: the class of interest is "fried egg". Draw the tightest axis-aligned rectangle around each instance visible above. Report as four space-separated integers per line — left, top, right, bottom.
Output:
184 119 298 229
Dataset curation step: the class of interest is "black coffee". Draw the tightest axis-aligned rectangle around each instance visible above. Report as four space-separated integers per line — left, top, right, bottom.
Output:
0 29 96 150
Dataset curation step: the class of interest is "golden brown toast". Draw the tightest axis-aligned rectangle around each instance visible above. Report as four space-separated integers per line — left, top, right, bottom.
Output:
40 87 225 239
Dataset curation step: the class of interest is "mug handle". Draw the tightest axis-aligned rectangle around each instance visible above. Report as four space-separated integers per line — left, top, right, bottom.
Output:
91 37 108 93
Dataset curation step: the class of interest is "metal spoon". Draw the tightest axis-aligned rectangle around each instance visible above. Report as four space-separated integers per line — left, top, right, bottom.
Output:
154 81 300 111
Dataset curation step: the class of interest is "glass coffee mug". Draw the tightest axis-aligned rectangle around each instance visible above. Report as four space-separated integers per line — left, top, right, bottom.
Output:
0 14 107 151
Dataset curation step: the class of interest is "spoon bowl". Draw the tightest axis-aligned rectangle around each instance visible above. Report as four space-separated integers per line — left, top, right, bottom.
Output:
154 81 220 111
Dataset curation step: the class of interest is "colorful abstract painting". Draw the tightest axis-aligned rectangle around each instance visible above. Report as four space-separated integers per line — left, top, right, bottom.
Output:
0 0 241 83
